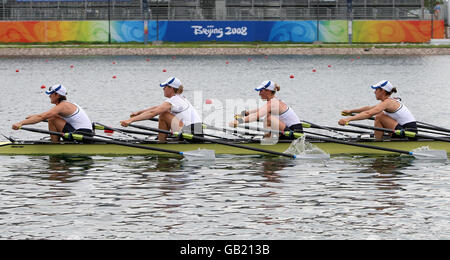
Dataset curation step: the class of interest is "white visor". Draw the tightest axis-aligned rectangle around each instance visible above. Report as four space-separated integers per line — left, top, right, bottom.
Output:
371 80 393 92
45 84 67 96
255 80 275 91
160 77 182 89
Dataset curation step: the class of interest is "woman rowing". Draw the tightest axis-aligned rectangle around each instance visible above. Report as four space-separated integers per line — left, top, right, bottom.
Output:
338 80 417 140
12 84 94 142
228 80 303 138
120 77 203 143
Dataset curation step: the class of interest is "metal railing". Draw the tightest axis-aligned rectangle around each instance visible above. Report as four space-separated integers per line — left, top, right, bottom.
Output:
0 2 442 21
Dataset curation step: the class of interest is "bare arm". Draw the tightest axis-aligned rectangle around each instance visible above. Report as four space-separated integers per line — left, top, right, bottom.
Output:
341 105 375 116
229 103 271 127
121 102 171 127
12 107 60 130
339 102 388 126
130 105 159 117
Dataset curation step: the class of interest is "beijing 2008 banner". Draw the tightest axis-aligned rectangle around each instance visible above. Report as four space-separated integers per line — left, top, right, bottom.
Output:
0 20 443 43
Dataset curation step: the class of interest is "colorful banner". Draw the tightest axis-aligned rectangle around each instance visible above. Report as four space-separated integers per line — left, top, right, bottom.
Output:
353 20 445 43
0 20 444 44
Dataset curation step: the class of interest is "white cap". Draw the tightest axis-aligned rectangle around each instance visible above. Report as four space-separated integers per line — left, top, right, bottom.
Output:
160 77 182 89
45 84 67 96
371 80 394 92
254 80 276 91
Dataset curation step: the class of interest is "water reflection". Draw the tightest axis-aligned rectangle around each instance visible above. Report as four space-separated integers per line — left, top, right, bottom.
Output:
40 155 94 182
259 158 292 183
369 156 414 176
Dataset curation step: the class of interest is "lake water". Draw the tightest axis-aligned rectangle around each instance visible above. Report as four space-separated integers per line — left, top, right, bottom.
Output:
0 54 449 239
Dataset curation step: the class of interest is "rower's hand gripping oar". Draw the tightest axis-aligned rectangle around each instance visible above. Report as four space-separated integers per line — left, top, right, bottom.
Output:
128 123 302 159
19 126 215 160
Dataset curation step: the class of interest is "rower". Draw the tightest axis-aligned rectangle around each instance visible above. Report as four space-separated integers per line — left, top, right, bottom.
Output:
120 77 203 143
338 80 418 140
229 80 303 139
12 84 94 143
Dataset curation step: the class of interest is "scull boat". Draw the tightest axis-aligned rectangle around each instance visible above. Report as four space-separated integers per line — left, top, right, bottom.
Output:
1 138 449 156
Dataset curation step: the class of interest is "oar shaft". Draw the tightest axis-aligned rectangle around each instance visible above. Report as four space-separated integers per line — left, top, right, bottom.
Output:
20 127 183 156
345 112 450 134
348 123 450 142
95 123 156 136
237 124 411 155
130 124 296 158
307 135 411 155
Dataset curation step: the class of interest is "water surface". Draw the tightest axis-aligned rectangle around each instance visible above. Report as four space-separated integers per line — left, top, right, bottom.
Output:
0 55 449 239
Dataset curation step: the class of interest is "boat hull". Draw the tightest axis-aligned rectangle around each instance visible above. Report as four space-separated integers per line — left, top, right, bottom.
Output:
0 140 449 156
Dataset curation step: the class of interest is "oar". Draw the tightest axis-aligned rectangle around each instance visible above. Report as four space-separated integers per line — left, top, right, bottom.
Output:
238 123 447 159
416 121 450 134
301 120 354 138
94 122 158 140
147 117 260 139
342 112 450 134
19 126 215 160
346 123 450 143
1 133 15 142
236 124 342 140
128 123 301 159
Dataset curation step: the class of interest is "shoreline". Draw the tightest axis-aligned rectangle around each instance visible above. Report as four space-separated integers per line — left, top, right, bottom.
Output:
1 46 450 56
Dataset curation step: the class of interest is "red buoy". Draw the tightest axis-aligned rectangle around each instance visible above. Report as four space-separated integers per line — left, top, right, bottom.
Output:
205 99 212 104
112 76 117 79
15 69 19 72
163 69 167 72
290 75 294 79
41 85 46 89
312 69 317 72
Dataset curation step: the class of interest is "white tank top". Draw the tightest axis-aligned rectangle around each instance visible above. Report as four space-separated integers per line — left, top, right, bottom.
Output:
278 107 301 127
61 101 93 130
383 99 416 126
165 95 202 126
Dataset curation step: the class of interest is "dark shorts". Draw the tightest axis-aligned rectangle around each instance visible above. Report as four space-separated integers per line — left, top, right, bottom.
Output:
393 122 418 140
62 123 94 143
180 123 204 143
281 123 304 140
